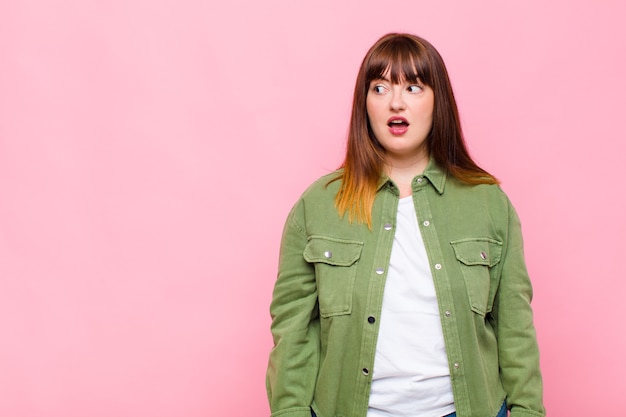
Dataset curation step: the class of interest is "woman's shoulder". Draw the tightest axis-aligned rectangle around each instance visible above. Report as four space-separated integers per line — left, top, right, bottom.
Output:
445 176 513 211
283 170 343 227
299 169 343 200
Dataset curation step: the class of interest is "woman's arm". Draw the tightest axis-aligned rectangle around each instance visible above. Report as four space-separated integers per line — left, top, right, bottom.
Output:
267 201 321 417
490 199 545 417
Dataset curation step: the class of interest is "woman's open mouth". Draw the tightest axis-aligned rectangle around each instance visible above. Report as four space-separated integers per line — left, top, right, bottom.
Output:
388 117 409 135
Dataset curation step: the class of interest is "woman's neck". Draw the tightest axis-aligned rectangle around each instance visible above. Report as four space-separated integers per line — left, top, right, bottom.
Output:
385 153 429 198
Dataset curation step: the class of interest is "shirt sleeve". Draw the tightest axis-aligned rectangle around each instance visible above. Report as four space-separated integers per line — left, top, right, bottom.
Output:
266 200 321 417
490 198 546 417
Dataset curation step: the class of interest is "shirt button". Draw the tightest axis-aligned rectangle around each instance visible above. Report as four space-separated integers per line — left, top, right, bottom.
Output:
324 251 332 259
444 311 451 317
367 316 376 324
454 363 460 370
423 220 430 227
417 178 423 184
362 368 369 375
435 264 442 270
480 251 487 260
384 223 393 231
375 268 384 275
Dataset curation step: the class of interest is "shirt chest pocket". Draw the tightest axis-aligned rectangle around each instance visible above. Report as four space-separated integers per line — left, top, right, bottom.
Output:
450 238 503 316
303 236 364 318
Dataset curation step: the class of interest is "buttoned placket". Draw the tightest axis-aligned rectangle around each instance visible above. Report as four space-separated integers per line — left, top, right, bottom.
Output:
411 175 470 413
353 182 399 417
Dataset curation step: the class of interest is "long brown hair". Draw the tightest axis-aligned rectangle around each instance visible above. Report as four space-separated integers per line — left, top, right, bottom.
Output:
334 33 498 226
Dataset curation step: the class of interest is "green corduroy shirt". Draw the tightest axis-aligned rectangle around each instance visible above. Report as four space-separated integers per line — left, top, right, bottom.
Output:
267 160 545 417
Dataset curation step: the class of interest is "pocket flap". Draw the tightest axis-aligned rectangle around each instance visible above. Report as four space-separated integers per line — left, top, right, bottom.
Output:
304 236 364 266
450 238 503 267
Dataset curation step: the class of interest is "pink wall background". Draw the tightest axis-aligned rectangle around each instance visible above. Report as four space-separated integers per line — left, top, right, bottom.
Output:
1 0 624 416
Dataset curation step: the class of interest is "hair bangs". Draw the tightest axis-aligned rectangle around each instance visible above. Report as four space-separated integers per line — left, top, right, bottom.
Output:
365 37 432 86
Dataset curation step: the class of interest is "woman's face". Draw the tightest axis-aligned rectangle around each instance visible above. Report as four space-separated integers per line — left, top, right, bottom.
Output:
366 73 434 163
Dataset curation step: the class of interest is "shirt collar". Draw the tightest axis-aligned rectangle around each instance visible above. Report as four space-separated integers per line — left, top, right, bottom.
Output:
422 158 447 194
377 158 447 195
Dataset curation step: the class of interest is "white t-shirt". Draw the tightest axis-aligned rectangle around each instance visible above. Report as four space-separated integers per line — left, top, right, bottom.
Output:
368 196 455 417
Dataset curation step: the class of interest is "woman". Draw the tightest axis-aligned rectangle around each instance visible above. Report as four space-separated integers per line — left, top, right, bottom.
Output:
267 33 545 417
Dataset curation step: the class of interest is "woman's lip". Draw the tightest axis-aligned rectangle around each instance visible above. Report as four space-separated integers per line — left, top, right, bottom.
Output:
387 116 408 124
389 125 409 135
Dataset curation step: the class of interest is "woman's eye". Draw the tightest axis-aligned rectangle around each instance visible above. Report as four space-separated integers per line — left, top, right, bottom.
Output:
408 85 423 93
373 85 386 94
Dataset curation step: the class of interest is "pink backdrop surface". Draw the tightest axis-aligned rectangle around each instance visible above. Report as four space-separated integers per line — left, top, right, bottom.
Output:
1 1 625 416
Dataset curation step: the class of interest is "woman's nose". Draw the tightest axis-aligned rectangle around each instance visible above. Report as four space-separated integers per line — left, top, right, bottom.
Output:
389 88 406 110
